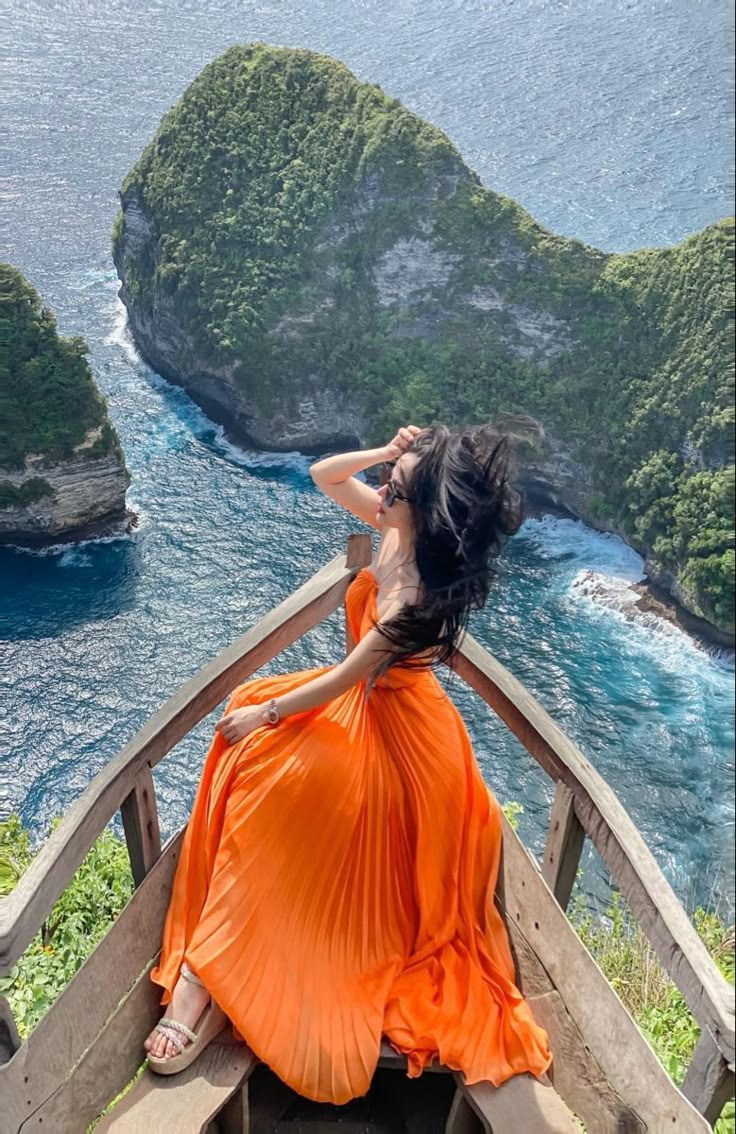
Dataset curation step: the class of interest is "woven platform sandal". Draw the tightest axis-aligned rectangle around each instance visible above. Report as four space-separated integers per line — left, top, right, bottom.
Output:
147 960 228 1076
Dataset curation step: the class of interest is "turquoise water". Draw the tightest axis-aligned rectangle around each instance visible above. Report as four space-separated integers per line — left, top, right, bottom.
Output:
2 0 734 916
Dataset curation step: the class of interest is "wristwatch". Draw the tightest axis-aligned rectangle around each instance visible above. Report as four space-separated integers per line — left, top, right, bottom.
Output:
265 697 280 726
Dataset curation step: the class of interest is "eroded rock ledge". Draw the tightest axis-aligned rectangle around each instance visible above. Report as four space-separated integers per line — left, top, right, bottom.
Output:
0 427 134 548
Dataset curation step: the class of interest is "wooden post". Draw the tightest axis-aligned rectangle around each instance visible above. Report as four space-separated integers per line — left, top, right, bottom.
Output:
216 1082 250 1134
344 532 372 656
120 763 162 888
681 1029 736 1125
0 996 20 1065
445 1087 483 1133
542 782 585 911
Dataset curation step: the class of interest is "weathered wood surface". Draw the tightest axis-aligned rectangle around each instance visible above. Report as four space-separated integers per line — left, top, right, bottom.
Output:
542 782 585 911
0 539 373 974
457 1071 580 1134
495 817 710 1131
381 1026 577 1131
0 994 20 1065
214 1083 251 1134
120 763 162 888
526 991 644 1133
1 829 184 1132
454 635 735 1069
681 1029 736 1125
94 1041 257 1133
445 1088 484 1134
18 955 159 1131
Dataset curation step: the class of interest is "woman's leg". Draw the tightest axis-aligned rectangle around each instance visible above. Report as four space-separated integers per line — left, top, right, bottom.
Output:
145 696 247 1060
144 961 211 1059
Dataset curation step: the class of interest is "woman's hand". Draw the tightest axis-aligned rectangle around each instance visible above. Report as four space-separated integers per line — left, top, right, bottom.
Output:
214 705 267 745
382 424 423 461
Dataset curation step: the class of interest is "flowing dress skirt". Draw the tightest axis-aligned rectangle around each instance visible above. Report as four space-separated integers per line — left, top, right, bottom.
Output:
150 567 552 1103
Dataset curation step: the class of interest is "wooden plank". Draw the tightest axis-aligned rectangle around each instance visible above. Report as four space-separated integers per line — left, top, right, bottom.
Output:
526 990 644 1132
121 763 162 887
94 1035 257 1133
0 550 360 973
495 818 709 1131
381 1016 582 1132
445 1087 483 1134
214 1084 250 1134
681 1029 736 1125
1 829 184 1132
0 995 20 1064
18 947 255 1133
345 531 372 570
0 997 19 1065
19 955 157 1131
503 914 558 1000
542 782 585 911
456 1071 580 1134
453 636 735 1067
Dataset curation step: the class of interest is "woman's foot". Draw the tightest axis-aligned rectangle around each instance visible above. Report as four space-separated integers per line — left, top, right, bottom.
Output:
144 965 211 1061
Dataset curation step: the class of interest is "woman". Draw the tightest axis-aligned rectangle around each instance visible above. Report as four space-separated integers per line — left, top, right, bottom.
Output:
143 421 553 1103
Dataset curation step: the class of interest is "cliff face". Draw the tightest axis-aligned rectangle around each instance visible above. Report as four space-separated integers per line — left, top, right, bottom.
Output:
112 44 734 640
0 429 132 547
0 458 132 546
0 264 133 546
115 177 580 456
113 45 583 455
116 194 365 453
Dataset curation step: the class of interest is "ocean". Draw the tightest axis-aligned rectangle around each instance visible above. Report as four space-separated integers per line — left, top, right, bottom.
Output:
2 0 734 916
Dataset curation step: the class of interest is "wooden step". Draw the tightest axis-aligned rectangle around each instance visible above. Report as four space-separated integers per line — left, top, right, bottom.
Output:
380 1038 579 1133
458 1073 581 1133
95 1035 578 1134
95 1037 257 1133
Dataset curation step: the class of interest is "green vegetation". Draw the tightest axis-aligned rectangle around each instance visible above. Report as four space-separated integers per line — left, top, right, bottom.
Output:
0 477 55 507
2 809 733 1129
113 43 458 390
0 263 122 470
571 891 734 1133
0 815 140 1129
0 815 134 1037
114 44 734 634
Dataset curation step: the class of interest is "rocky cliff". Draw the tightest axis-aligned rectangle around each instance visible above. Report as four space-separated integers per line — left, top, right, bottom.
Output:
0 264 133 547
112 44 734 641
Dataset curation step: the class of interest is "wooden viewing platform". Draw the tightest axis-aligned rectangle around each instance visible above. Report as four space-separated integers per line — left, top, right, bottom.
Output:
1 533 734 1132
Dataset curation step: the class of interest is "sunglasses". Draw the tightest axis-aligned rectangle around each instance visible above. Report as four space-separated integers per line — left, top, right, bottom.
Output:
379 461 412 507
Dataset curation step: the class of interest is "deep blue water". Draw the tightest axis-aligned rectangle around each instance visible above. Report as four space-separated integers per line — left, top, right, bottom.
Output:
1 0 734 917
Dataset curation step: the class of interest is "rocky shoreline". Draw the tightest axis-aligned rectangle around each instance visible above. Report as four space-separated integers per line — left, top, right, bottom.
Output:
160 405 731 655
522 496 734 654
0 442 136 550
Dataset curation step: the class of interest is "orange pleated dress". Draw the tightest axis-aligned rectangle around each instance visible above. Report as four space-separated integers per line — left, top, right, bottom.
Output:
150 565 552 1103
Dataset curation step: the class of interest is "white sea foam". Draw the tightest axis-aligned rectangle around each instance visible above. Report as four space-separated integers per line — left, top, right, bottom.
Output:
523 516 734 675
104 295 140 364
520 514 645 581
3 528 137 558
208 425 312 476
57 547 93 568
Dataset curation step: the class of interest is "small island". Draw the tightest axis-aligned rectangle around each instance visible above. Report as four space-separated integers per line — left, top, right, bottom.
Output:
112 43 734 643
0 263 133 546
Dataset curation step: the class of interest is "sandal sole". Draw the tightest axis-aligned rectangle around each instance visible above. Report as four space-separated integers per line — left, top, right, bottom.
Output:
147 1000 228 1076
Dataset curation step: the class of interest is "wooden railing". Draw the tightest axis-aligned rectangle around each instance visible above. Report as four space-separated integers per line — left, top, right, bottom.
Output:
451 636 735 1124
1 532 733 1125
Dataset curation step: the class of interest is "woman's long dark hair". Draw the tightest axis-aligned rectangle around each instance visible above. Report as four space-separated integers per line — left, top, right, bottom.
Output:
364 422 525 695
